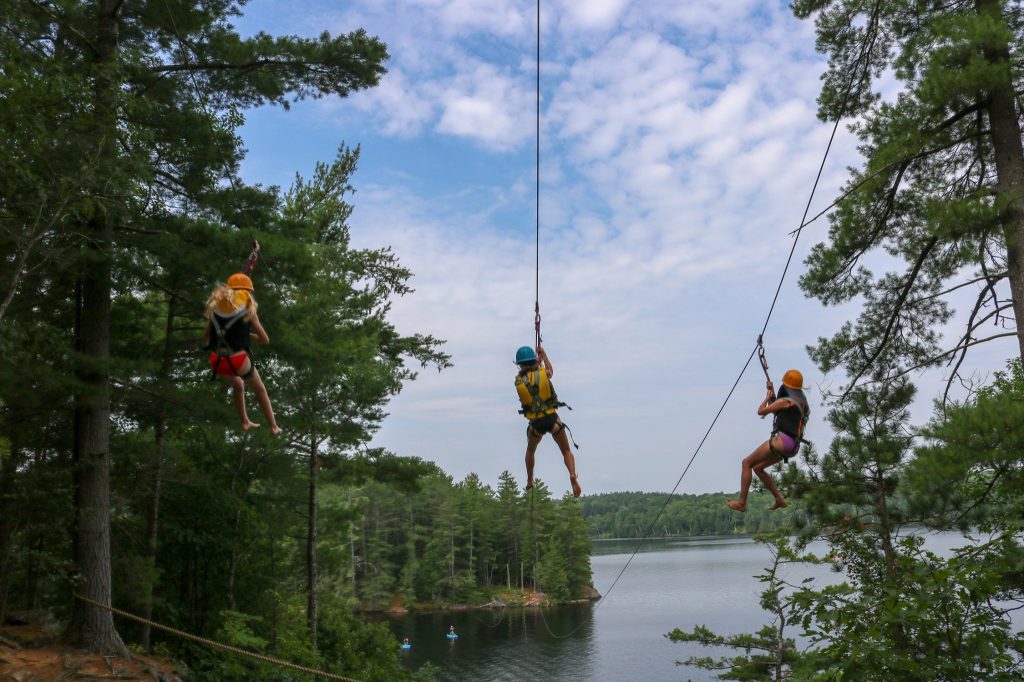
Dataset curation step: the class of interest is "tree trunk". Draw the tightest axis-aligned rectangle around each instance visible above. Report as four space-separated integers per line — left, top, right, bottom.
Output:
307 438 319 647
68 0 126 655
25 533 44 611
139 296 177 652
0 407 26 624
978 0 1024 361
225 442 248 612
225 507 241 613
349 522 356 596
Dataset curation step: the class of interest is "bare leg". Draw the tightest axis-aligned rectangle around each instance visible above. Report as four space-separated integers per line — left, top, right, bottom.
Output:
726 441 776 512
221 375 258 430
524 428 542 490
754 438 787 509
551 425 580 497
245 366 281 435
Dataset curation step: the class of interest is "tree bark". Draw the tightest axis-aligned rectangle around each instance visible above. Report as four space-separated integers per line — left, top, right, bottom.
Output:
0 406 26 624
306 437 319 647
68 0 126 656
978 0 1024 361
225 507 241 613
225 443 248 612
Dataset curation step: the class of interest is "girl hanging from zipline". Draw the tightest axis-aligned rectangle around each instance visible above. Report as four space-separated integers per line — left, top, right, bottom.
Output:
204 263 282 435
726 369 808 512
514 344 581 498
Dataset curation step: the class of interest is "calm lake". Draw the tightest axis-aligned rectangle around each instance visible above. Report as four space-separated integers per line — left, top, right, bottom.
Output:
381 533 973 681
380 536 813 681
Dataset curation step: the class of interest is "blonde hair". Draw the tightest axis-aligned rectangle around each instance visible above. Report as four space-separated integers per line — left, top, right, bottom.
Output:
204 284 256 321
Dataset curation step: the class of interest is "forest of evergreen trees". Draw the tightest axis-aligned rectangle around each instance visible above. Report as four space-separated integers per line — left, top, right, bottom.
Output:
327 468 593 611
3 0 1024 680
580 491 795 538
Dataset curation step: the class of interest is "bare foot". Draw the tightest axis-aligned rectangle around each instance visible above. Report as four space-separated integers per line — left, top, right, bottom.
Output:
770 498 788 510
570 475 581 498
242 421 261 431
726 498 746 512
270 425 283 436
525 479 533 491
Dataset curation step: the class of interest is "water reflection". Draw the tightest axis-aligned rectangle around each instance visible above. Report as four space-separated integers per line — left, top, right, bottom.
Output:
379 531 982 681
380 604 598 681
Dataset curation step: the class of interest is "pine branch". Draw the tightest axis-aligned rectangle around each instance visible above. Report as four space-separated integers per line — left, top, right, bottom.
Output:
27 0 98 55
843 236 939 398
868 332 1018 386
149 59 315 75
906 271 1007 306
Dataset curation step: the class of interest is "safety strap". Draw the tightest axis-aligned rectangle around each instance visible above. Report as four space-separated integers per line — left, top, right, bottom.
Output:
208 308 249 380
243 239 260 276
559 420 580 450
209 308 247 353
518 372 568 416
770 398 810 462
209 349 255 381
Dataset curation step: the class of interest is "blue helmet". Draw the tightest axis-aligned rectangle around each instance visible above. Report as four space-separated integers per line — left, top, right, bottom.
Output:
515 346 537 365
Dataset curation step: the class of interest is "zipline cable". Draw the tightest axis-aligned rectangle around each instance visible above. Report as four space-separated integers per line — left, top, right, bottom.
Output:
158 0 265 261
534 0 542 350
535 10 881 640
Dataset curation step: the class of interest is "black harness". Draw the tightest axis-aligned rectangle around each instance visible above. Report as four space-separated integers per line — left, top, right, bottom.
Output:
516 371 570 417
770 395 810 462
207 308 254 379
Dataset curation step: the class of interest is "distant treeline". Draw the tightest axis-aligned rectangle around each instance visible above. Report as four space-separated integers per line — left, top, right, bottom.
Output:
580 490 794 538
346 467 593 609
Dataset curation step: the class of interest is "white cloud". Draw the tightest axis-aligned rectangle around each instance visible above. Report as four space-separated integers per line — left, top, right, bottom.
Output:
239 0 1009 496
435 63 534 150
558 0 630 31
351 68 435 136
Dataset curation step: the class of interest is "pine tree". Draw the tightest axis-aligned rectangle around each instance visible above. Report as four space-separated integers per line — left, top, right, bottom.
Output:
3 0 389 654
792 0 1024 395
495 470 523 588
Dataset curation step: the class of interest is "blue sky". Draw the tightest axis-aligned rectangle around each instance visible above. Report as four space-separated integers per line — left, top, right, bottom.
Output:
232 0 1018 496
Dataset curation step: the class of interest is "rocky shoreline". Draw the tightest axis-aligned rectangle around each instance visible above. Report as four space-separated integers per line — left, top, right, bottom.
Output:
370 585 602 615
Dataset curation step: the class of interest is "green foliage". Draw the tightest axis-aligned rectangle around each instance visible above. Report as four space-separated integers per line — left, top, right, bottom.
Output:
336 470 594 609
673 369 1024 680
536 538 570 603
669 3 1024 678
907 358 1024 530
792 0 1024 391
667 534 802 681
0 0 447 672
580 490 796 538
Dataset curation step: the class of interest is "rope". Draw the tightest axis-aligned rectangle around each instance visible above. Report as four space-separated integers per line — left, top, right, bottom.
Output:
534 0 542 349
759 81 848 338
242 239 261 276
757 335 772 386
537 11 883 633
73 594 361 682
158 0 265 259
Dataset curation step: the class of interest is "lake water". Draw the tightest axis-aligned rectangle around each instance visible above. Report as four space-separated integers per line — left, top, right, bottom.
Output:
382 533 975 681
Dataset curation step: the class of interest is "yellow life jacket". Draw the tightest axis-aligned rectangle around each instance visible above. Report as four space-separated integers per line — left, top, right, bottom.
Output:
515 369 560 419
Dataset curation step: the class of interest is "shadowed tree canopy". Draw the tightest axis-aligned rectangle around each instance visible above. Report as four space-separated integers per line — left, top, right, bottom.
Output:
1 0 390 657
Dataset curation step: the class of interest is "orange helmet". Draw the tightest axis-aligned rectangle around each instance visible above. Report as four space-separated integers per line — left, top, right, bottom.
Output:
782 369 804 390
227 273 254 291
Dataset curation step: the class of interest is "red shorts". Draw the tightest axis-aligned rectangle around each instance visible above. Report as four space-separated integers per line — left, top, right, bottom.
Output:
209 351 248 377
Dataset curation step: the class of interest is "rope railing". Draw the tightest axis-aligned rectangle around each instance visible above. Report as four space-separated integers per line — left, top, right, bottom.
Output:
73 594 361 682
